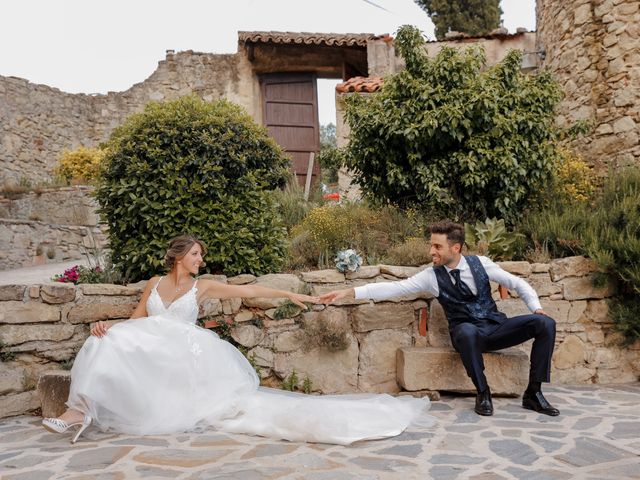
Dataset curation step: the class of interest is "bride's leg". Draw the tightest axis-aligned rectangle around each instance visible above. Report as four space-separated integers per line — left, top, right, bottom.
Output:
57 408 85 424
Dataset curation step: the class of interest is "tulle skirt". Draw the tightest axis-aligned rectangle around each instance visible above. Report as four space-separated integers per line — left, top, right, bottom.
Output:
68 314 435 444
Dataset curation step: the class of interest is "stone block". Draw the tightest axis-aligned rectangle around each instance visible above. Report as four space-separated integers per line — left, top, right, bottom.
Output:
0 362 26 395
41 283 76 304
352 302 415 332
37 370 71 418
197 274 227 284
553 335 586 369
80 284 142 296
428 300 452 348
199 298 221 317
561 275 615 300
67 303 136 323
273 332 359 393
397 347 528 395
0 301 60 324
274 330 304 353
379 265 426 278
528 273 562 297
300 269 345 283
0 390 40 418
233 309 254 323
242 274 305 309
498 261 532 276
358 329 412 393
222 297 242 315
0 323 77 345
0 285 26 301
230 324 264 348
227 274 256 285
531 263 550 273
346 266 380 280
549 256 598 281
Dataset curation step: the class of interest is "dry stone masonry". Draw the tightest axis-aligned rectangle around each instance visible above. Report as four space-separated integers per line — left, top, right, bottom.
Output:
1 256 638 419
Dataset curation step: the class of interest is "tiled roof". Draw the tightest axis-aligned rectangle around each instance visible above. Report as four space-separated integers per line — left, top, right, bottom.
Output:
238 31 378 47
335 76 384 93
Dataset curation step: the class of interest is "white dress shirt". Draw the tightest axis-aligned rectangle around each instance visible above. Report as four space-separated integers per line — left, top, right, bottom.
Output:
354 256 542 313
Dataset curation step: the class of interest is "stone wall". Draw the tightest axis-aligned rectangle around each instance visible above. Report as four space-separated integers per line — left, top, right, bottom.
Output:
0 219 107 271
0 51 260 185
537 0 640 171
1 256 638 418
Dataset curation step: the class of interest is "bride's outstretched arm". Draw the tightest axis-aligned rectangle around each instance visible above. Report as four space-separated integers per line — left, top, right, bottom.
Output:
198 279 319 309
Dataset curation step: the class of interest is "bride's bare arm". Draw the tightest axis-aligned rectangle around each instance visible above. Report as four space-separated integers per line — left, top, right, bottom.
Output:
199 279 319 309
91 277 158 337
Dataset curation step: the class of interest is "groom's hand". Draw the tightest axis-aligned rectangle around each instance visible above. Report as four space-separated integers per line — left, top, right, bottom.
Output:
319 288 354 304
534 309 549 317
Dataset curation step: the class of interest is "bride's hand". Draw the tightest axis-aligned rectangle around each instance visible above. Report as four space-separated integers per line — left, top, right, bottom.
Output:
91 321 110 337
288 293 320 309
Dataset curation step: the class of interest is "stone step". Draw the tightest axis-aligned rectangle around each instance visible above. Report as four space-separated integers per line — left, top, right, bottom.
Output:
397 347 529 396
37 370 71 418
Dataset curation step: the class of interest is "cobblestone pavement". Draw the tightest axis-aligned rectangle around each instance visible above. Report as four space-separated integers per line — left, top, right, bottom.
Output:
1 385 639 480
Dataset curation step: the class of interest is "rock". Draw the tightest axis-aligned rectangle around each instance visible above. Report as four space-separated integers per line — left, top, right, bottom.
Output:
552 365 595 383
574 3 592 25
0 323 77 345
28 286 40 298
273 333 359 393
497 298 532 318
397 347 528 395
227 274 256 285
531 263 550 273
222 297 242 315
247 346 274 368
561 275 615 300
379 265 424 278
0 390 40 418
0 363 25 395
346 266 380 280
67 303 136 323
199 298 221 317
40 283 76 304
352 302 415 332
358 329 412 393
554 335 586 369
230 325 264 348
428 300 452 348
197 274 227 284
0 285 26 301
274 330 303 353
528 273 562 297
613 116 636 133
0 301 60 324
37 370 71 418
242 274 305 309
233 309 254 323
549 256 598 281
300 270 345 283
80 284 142 296
583 300 609 323
498 261 532 276
596 366 638 383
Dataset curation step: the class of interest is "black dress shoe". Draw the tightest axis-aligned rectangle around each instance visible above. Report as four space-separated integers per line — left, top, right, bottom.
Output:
475 388 493 416
522 391 560 416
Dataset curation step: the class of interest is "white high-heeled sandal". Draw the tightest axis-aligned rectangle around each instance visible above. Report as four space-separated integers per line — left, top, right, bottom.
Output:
42 414 92 443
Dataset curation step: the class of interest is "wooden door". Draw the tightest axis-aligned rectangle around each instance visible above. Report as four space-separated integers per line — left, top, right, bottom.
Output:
260 73 320 188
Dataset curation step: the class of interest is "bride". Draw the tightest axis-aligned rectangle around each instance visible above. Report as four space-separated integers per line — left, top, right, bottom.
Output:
42 235 433 444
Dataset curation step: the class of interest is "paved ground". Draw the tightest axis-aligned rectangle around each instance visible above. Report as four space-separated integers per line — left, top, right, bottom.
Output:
1 384 639 479
0 260 91 285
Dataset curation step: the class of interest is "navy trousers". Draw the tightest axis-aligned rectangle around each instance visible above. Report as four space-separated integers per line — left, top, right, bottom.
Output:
450 314 556 393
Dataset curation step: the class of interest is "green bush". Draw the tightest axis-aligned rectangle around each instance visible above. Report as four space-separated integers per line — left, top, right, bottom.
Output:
517 168 640 343
95 96 290 281
340 25 562 224
464 217 523 260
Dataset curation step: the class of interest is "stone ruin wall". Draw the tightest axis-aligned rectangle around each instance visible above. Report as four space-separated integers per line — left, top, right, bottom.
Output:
537 0 640 171
1 256 638 418
0 50 260 185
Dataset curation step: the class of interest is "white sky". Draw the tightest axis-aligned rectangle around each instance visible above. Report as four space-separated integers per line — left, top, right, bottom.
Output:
0 0 535 125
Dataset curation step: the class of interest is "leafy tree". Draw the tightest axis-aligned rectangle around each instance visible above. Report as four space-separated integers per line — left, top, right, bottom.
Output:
414 0 502 40
340 25 562 224
95 96 290 281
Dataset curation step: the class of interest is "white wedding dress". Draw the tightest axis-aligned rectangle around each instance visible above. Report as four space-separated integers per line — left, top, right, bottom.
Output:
67 279 434 444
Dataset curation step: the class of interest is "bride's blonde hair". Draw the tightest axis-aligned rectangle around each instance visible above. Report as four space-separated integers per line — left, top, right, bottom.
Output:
164 234 208 271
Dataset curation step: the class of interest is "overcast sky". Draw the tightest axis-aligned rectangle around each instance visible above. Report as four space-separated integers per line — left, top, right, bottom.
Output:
0 0 535 125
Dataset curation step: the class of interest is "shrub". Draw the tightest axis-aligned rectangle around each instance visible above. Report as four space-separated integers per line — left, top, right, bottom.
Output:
464 217 523 260
517 167 640 343
383 237 431 266
55 146 105 184
95 96 290 281
340 25 562 224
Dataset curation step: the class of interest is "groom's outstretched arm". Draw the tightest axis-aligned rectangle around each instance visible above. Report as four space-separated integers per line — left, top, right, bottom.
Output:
320 268 438 304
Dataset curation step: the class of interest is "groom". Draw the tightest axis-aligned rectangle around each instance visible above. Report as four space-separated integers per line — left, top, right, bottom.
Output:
320 220 559 417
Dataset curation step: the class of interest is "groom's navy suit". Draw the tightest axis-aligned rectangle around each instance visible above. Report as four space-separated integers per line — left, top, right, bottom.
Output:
355 255 556 393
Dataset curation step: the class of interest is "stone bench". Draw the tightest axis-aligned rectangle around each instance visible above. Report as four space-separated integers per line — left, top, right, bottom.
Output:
397 347 529 397
37 370 71 418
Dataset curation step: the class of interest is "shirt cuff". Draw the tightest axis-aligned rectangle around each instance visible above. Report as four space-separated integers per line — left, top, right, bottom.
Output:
353 285 368 300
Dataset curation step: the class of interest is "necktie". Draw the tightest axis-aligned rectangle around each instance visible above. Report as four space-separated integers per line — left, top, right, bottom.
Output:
450 269 474 297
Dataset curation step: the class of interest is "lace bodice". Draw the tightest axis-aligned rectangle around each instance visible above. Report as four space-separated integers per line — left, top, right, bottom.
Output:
146 278 199 323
